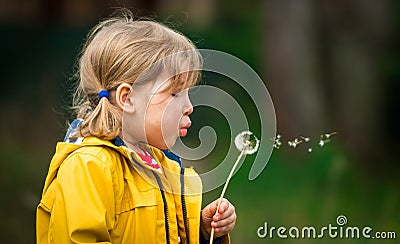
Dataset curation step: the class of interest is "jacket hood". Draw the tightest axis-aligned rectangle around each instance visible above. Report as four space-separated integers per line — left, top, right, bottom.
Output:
42 137 132 194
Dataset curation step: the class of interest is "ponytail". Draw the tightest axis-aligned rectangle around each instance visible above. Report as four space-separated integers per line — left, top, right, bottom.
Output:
75 92 122 140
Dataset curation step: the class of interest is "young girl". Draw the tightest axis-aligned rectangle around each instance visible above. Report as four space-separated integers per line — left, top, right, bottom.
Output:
36 10 236 244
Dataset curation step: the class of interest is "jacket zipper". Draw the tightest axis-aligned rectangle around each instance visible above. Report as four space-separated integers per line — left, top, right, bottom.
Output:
180 167 190 244
153 172 171 244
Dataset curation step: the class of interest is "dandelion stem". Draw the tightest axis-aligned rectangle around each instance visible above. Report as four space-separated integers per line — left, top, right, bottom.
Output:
209 150 246 244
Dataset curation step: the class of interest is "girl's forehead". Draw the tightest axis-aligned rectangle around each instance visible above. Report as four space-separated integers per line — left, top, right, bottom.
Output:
152 78 171 93
152 72 197 93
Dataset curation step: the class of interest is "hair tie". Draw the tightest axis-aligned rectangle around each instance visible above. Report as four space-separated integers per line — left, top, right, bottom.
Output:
98 90 110 100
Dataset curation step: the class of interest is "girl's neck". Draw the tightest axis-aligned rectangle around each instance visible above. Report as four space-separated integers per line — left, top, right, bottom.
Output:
119 134 149 155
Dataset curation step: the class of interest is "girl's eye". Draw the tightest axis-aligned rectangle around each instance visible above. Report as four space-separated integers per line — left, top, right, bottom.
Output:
171 93 178 97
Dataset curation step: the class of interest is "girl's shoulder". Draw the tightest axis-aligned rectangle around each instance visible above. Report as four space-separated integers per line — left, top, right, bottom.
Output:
61 136 130 171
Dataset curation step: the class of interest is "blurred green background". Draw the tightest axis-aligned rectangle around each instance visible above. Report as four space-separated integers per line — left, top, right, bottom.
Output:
1 0 399 243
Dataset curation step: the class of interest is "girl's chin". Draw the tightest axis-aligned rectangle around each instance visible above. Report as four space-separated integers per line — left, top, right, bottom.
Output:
148 137 177 150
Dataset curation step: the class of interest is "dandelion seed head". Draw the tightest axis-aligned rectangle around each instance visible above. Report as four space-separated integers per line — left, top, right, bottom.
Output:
235 131 260 155
319 140 325 147
308 148 312 152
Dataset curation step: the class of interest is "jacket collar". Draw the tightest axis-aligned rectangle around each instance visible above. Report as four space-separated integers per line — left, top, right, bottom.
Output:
64 118 182 166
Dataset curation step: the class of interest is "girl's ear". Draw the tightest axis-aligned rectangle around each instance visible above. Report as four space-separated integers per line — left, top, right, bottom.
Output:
115 83 135 114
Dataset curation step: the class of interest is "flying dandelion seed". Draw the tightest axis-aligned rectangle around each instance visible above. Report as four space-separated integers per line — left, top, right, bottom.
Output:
301 136 310 142
319 139 331 147
271 131 337 152
271 134 282 149
318 132 336 147
210 131 260 244
288 137 304 148
321 132 337 140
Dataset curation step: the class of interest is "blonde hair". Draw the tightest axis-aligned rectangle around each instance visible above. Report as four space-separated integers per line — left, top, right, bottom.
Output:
72 9 202 140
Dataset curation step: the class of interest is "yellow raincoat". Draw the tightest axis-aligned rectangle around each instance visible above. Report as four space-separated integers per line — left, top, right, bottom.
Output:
37 137 229 243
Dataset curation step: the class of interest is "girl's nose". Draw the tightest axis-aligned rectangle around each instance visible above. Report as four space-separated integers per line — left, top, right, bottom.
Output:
183 97 193 116
184 102 193 116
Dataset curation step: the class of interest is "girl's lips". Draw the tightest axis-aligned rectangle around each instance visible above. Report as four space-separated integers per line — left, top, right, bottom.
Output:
179 128 188 137
179 121 191 137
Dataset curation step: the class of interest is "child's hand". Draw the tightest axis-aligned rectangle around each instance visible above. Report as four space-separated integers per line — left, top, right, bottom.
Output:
200 198 236 239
